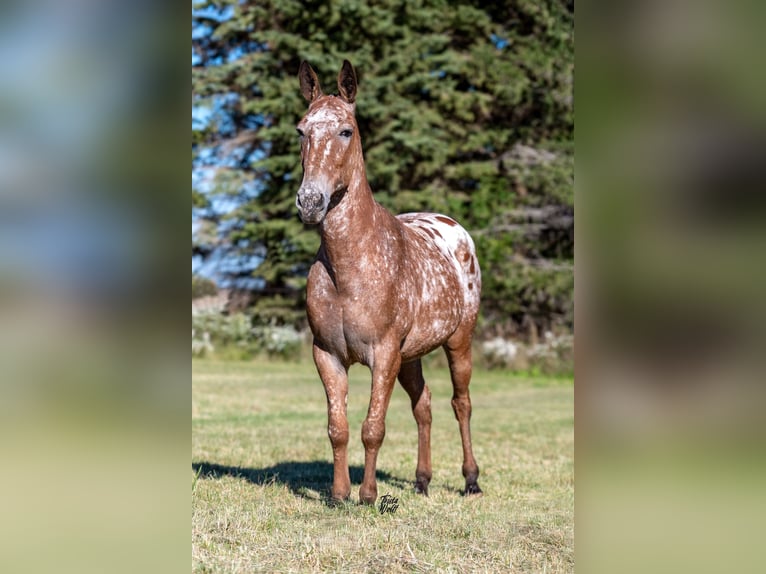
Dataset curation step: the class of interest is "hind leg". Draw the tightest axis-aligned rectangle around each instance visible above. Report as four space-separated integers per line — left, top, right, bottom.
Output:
444 335 482 496
398 359 432 495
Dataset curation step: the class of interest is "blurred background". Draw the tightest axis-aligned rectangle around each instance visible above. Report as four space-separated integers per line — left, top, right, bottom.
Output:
0 1 187 573
192 0 575 375
578 0 766 572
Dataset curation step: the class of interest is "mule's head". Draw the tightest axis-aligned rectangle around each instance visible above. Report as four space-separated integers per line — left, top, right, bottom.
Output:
295 60 359 224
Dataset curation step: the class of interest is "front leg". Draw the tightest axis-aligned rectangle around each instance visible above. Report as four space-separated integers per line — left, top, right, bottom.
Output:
313 342 350 502
359 343 402 505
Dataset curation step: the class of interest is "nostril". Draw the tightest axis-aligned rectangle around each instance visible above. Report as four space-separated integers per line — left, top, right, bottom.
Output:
296 195 302 208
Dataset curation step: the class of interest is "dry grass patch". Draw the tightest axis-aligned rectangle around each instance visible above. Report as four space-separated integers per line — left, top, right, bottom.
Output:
193 359 573 573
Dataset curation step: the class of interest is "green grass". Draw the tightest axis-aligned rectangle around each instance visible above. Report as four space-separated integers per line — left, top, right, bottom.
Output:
192 359 573 573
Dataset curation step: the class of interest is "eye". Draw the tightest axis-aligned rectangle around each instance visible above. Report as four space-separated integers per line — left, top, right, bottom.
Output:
296 128 304 138
339 129 353 138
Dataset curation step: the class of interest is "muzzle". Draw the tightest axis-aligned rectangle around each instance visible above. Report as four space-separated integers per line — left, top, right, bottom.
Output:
296 183 329 224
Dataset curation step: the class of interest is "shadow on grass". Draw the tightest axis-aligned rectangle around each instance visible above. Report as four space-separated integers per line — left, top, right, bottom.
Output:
192 460 412 506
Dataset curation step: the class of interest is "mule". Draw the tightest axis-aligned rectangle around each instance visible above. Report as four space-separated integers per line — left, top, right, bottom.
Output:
296 60 482 504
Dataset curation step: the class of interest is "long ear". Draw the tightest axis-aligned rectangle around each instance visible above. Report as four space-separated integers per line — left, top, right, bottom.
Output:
299 61 322 102
337 60 357 104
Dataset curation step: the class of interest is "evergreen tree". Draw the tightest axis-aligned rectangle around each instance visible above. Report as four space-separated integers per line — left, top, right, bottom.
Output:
192 0 574 335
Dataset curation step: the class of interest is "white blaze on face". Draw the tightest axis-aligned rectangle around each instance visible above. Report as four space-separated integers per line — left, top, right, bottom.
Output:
307 125 338 171
301 100 354 173
305 106 342 125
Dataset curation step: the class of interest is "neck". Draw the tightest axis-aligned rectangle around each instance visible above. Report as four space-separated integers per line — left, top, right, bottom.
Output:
321 169 375 237
319 167 389 271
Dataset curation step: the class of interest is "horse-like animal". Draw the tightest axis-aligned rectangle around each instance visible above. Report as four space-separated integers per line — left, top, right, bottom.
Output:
296 60 482 504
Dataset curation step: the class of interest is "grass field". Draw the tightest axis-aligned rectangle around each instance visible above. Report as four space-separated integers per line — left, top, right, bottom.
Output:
192 358 573 573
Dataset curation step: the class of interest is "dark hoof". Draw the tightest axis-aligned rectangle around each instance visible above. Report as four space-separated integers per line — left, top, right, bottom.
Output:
415 481 429 496
464 483 483 496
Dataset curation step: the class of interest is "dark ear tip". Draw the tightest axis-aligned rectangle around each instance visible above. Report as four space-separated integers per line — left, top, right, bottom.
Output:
336 60 357 103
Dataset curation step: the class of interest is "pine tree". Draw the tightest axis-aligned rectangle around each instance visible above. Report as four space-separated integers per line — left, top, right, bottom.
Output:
192 0 574 335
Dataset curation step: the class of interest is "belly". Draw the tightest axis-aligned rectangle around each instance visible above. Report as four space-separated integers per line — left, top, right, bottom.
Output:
399 278 463 360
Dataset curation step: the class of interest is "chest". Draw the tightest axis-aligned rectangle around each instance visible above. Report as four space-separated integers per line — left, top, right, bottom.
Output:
306 257 403 359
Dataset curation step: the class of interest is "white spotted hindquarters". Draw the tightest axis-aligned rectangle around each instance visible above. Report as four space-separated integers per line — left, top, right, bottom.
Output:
398 212 481 320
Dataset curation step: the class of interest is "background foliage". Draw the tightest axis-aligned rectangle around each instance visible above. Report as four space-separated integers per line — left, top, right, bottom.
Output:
192 0 574 338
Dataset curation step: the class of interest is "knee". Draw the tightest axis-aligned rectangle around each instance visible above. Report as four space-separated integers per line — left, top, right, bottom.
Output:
328 419 348 446
361 418 385 450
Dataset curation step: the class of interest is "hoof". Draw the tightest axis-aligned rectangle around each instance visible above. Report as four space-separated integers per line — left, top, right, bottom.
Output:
415 481 429 496
358 489 377 505
329 488 351 503
464 483 483 496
